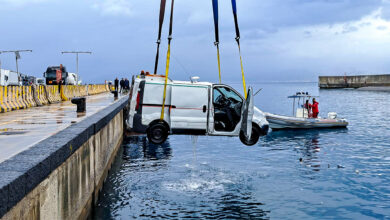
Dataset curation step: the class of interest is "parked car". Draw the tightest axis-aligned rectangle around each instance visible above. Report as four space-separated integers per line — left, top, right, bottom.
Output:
127 74 269 146
36 78 45 85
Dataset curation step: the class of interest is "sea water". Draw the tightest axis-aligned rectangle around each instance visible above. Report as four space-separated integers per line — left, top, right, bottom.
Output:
93 83 390 219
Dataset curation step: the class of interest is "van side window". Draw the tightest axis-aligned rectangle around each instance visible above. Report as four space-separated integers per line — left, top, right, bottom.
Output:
213 89 223 103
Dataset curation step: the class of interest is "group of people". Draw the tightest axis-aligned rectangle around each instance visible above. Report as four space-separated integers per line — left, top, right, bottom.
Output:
114 78 130 93
304 98 319 118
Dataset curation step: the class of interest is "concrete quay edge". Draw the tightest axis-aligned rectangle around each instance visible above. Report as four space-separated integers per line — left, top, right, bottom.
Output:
0 95 129 218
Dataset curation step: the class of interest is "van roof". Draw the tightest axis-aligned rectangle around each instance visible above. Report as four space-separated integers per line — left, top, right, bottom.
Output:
142 75 212 86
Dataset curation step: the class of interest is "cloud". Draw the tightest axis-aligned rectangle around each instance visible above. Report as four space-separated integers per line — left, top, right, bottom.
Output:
341 24 359 34
1 0 390 82
92 0 132 16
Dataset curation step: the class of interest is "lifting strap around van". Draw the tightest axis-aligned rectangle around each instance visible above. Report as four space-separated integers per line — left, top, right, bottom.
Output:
160 0 175 120
231 0 247 98
154 0 167 75
212 0 222 84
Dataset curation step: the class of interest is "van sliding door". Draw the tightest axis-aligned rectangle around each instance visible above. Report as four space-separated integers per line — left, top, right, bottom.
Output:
170 85 209 134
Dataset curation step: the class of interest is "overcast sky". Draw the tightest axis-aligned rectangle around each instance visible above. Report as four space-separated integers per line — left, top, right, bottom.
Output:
1 0 390 83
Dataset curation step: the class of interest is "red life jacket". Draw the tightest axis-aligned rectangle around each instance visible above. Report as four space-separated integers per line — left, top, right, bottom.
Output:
312 101 319 113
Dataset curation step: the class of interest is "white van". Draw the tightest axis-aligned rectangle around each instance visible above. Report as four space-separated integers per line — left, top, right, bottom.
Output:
127 74 269 145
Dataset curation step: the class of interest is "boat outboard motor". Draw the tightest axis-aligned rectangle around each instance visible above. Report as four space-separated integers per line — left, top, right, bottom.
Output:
328 112 337 119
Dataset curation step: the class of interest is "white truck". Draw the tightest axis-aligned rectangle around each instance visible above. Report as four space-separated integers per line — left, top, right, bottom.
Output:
0 69 22 86
127 74 269 146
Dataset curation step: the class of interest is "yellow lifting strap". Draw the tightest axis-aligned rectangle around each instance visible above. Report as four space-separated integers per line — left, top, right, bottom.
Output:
160 44 171 120
216 45 222 84
238 44 247 99
160 0 175 121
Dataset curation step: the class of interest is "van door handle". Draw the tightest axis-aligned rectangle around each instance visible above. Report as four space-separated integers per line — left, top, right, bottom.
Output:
203 105 207 113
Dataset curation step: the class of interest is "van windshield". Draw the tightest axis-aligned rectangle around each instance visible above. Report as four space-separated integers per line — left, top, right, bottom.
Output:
214 87 242 103
213 86 243 132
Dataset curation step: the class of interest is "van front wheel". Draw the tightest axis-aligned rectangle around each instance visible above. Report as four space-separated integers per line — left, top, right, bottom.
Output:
147 122 169 145
239 125 260 146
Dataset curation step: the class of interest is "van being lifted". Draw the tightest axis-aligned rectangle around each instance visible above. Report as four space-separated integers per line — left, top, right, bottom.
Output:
127 74 269 146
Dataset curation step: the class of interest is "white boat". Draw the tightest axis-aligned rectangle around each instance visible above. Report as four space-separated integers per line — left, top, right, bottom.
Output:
265 92 348 130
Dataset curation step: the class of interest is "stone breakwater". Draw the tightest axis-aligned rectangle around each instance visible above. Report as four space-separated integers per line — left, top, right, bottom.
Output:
319 74 390 89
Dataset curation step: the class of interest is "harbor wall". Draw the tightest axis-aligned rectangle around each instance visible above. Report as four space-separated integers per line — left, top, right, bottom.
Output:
0 96 129 220
318 74 390 88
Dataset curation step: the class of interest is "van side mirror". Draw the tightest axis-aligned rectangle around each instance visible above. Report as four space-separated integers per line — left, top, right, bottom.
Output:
43 72 46 77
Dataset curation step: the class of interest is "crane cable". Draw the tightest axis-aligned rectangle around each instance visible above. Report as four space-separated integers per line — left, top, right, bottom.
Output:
212 0 222 84
160 0 175 120
154 0 167 75
231 0 247 98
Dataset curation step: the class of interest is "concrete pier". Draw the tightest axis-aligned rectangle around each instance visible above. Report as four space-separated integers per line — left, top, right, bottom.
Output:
0 93 121 163
0 94 129 219
319 74 390 89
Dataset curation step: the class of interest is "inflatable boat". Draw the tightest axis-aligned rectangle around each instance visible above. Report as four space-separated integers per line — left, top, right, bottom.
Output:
265 92 348 130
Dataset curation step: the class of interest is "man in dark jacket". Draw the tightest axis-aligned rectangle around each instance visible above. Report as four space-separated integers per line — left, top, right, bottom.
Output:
120 78 125 93
114 78 119 91
125 78 130 90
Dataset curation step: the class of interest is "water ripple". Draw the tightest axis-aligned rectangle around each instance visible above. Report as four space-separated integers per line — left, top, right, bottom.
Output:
94 83 390 219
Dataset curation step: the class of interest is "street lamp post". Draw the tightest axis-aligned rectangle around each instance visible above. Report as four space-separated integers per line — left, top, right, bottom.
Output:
61 51 92 76
0 50 32 74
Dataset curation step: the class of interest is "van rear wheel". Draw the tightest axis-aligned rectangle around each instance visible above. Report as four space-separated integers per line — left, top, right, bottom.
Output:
147 122 169 145
239 125 260 146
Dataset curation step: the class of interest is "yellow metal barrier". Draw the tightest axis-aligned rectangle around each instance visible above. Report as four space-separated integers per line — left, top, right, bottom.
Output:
0 86 10 113
15 86 27 109
26 86 37 107
7 86 18 110
20 86 29 108
45 85 62 104
37 85 49 105
1 84 109 113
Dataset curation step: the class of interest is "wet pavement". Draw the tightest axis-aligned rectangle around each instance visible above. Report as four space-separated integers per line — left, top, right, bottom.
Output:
0 93 123 163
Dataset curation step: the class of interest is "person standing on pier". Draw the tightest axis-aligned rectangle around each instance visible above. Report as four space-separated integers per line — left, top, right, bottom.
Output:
312 98 319 118
114 78 119 91
120 78 125 93
125 78 130 90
